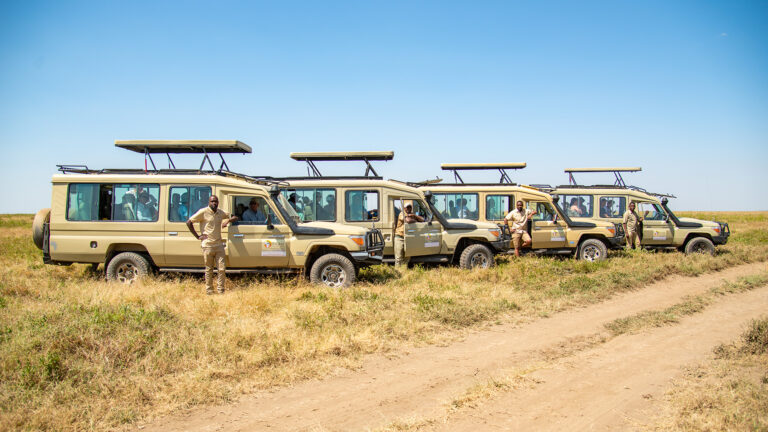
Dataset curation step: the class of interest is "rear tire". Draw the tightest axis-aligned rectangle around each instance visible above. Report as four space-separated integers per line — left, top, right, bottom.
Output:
32 208 51 250
310 253 356 288
106 252 150 284
577 239 608 262
459 244 494 269
684 237 715 256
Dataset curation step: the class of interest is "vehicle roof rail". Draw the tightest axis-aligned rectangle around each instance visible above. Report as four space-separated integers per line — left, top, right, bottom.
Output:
563 166 641 187
115 140 251 172
440 162 526 184
288 151 394 177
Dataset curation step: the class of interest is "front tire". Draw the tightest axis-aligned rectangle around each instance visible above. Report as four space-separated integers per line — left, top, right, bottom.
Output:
106 252 151 284
684 237 715 256
310 253 356 288
459 244 494 269
577 239 608 262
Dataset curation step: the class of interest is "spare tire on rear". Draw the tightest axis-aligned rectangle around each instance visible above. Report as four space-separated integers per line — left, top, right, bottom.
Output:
32 208 51 250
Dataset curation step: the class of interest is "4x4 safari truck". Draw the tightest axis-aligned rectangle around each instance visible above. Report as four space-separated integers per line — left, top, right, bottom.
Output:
548 167 729 255
414 163 625 261
270 152 510 269
32 141 384 287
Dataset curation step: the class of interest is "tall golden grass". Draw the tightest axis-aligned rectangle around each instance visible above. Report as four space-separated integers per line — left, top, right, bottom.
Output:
0 212 766 431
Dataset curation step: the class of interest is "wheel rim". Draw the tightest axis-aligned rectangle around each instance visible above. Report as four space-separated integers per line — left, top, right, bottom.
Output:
582 245 601 262
321 264 346 288
116 262 138 284
470 252 489 268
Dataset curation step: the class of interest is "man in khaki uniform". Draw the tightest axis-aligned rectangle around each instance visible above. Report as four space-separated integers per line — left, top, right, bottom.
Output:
186 195 238 294
622 201 643 250
393 202 424 267
504 200 536 257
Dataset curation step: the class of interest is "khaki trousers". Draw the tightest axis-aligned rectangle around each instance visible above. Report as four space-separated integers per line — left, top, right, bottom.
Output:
626 230 639 249
203 246 226 293
394 235 409 267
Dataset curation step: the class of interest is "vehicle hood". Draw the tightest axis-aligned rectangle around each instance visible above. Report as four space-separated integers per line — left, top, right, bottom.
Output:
678 217 718 228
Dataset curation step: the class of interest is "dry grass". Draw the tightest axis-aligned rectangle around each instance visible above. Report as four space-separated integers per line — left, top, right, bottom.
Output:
650 317 768 431
0 212 766 431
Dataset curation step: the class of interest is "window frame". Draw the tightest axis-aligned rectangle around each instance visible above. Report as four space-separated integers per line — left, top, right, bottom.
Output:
168 185 213 223
485 194 514 221
281 187 338 222
344 189 380 223
597 195 626 219
432 192 480 221
65 182 161 222
560 194 595 218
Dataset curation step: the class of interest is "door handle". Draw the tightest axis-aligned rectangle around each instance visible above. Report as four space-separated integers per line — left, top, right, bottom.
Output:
407 229 415 233
168 232 178 236
232 234 244 238
270 235 285 238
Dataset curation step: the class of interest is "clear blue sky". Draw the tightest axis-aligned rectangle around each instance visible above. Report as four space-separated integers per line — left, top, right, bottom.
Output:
1 0 766 213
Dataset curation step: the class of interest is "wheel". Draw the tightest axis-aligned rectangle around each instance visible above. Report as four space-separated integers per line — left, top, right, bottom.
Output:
684 237 715 256
459 244 494 269
106 252 151 284
32 208 51 250
577 239 608 262
310 253 356 288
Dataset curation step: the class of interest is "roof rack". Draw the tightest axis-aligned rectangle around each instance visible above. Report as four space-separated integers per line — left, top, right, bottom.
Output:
440 162 526 184
563 167 641 187
289 151 394 178
115 140 251 172
55 165 287 187
554 183 677 199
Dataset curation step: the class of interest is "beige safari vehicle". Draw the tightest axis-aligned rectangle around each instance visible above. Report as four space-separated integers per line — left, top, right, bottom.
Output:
271 152 511 268
548 167 729 255
413 163 626 261
32 141 384 288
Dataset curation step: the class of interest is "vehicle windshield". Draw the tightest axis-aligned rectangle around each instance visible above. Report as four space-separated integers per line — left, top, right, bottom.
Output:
276 193 303 224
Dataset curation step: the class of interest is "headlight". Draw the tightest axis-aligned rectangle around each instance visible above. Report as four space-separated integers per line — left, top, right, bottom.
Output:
349 235 365 247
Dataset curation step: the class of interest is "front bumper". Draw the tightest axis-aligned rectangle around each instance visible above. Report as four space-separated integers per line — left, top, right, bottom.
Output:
606 223 626 249
351 228 386 265
713 222 730 245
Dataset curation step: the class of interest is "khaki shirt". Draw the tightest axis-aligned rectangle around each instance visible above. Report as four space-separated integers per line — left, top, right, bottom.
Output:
394 212 406 237
189 207 231 248
505 208 533 233
623 210 642 232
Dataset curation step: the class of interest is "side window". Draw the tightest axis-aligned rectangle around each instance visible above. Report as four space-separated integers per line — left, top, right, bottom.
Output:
638 202 666 221
281 188 336 222
431 193 479 220
561 194 594 218
232 196 281 225
530 201 557 221
67 184 100 221
169 186 212 222
486 195 513 221
598 196 625 218
345 190 379 222
392 199 431 222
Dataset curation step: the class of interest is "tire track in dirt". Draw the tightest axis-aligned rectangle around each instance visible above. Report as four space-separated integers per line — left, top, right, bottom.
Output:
427 285 768 432
141 262 768 432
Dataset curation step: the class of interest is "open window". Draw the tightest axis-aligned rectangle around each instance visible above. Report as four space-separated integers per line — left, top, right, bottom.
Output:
231 196 281 226
598 196 625 218
345 190 379 222
168 186 211 222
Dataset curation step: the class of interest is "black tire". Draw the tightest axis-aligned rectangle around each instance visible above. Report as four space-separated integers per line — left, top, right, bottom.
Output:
684 237 715 256
309 253 356 288
32 208 51 250
106 252 151 284
459 244 494 269
577 239 608 262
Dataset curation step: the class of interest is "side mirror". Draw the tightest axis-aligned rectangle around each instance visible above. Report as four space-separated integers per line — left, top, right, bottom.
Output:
267 223 274 230
551 194 560 203
661 197 669 205
269 185 280 197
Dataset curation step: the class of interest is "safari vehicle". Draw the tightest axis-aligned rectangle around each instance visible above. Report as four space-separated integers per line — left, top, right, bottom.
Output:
547 167 729 255
412 163 626 261
32 141 384 288
270 152 511 269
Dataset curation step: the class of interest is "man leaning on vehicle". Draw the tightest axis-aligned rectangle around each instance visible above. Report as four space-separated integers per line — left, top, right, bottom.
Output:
504 200 536 257
622 201 643 250
186 195 238 294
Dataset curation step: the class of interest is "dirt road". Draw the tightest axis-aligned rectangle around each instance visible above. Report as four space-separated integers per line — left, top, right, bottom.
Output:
143 262 768 432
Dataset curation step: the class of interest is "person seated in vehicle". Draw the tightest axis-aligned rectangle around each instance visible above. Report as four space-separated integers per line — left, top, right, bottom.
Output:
235 203 247 219
578 197 588 216
456 198 471 219
136 192 157 221
600 199 615 218
170 193 183 221
242 198 267 224
568 198 582 217
448 200 458 218
178 192 189 220
301 196 315 221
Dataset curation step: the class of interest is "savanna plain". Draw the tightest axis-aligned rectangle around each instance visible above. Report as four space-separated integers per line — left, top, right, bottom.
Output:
1 212 767 431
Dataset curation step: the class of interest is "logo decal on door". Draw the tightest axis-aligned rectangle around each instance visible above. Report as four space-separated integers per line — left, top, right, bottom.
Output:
262 239 287 256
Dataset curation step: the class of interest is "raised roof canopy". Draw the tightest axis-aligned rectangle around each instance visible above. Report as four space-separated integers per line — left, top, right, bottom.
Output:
564 166 642 187
289 151 394 177
115 140 251 171
440 162 527 184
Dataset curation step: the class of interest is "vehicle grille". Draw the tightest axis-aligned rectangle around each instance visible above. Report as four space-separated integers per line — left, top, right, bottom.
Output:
366 229 385 250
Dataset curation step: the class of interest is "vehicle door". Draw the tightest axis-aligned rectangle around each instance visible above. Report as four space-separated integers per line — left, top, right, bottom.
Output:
225 193 290 268
392 197 442 257
529 201 568 248
637 202 674 246
164 184 213 267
